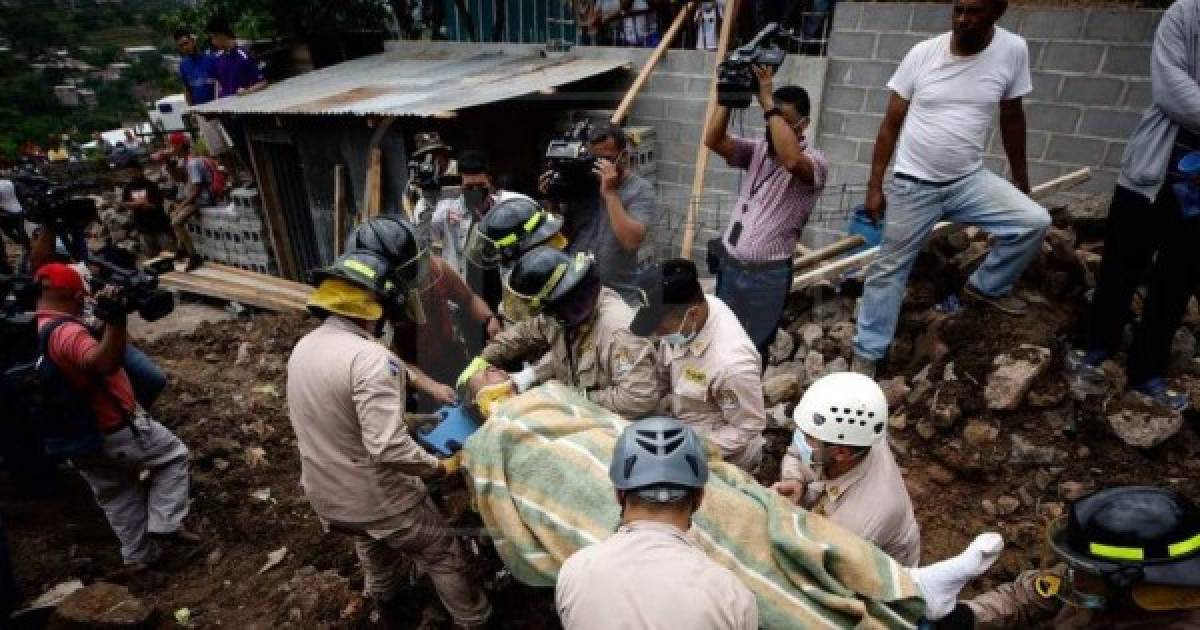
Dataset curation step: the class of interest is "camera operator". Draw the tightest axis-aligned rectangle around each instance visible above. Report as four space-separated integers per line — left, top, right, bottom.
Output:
0 177 29 275
540 123 657 304
33 263 198 569
704 65 827 366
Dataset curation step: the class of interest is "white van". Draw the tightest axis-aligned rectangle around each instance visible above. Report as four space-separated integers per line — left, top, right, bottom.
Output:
149 94 189 133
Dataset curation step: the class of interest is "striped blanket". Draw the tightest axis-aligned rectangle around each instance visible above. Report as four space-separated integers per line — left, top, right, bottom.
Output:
462 384 926 629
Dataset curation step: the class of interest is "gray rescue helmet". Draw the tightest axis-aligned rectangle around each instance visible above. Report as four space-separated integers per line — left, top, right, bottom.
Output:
610 417 709 503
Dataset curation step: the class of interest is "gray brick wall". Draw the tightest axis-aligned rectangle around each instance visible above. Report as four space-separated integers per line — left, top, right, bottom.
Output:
817 2 1162 208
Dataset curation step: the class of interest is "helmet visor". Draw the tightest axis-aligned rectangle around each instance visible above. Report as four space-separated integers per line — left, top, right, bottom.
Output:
464 225 504 269
501 262 569 324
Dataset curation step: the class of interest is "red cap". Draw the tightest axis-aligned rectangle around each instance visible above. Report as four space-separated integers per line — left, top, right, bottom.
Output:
34 263 86 293
168 132 189 147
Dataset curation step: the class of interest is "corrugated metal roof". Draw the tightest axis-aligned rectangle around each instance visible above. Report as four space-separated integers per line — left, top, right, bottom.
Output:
192 48 627 117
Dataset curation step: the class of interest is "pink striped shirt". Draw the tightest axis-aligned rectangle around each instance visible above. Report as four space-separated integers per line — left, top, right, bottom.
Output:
721 136 828 264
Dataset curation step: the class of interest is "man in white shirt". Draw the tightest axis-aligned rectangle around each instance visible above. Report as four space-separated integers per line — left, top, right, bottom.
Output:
429 150 517 281
0 178 28 274
852 0 1050 377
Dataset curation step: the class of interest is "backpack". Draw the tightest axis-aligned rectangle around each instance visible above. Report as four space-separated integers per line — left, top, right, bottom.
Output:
1 317 106 458
201 157 227 200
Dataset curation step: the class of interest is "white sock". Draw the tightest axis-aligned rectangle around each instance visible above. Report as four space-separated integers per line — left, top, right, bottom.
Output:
910 532 1004 620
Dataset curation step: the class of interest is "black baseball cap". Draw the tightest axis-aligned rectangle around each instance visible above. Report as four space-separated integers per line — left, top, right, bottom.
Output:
630 259 703 337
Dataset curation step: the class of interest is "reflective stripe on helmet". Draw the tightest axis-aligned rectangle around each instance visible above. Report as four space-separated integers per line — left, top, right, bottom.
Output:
523 211 542 233
1089 543 1145 561
529 263 568 311
1169 533 1200 557
343 259 377 279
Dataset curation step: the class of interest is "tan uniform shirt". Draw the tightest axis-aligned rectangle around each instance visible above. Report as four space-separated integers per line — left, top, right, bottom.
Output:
481 287 661 418
968 567 1200 629
556 520 758 630
286 316 440 530
659 295 766 468
781 441 921 566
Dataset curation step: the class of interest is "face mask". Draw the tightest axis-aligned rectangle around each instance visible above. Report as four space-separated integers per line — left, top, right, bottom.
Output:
475 380 515 418
793 433 815 466
463 186 488 216
660 306 697 348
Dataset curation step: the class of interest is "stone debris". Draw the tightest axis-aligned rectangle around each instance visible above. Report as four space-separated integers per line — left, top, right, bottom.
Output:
986 345 1052 411
1010 433 1068 466
52 582 156 629
1107 408 1184 449
962 420 999 447
767 329 795 366
763 373 801 408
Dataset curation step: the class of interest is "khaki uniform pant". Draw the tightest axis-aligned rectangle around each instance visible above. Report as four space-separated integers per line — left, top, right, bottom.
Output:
169 202 199 257
353 499 490 627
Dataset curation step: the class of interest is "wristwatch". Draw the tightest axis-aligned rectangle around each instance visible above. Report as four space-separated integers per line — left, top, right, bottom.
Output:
763 107 783 122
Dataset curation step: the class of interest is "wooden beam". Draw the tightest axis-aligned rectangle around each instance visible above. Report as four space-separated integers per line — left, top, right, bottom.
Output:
793 235 866 270
365 148 383 218
791 167 1093 290
160 272 307 313
680 0 738 258
245 138 299 280
611 1 697 126
333 163 345 257
185 263 313 301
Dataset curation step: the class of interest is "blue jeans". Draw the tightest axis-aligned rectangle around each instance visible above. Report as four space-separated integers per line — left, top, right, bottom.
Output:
853 169 1050 361
716 259 792 363
124 345 167 410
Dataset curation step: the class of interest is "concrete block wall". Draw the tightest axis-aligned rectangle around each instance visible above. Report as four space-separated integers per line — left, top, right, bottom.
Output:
818 3 1161 218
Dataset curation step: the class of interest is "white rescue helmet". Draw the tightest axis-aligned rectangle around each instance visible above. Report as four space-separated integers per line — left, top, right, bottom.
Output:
793 372 888 447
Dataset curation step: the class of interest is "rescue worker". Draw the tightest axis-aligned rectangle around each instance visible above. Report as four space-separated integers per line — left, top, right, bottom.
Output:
286 249 491 629
555 416 760 630
463 194 567 321
948 486 1200 629
461 246 661 419
629 258 766 471
772 372 921 566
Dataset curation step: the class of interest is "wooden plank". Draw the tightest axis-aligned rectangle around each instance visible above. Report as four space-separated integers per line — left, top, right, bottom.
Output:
793 235 866 271
611 2 697 126
791 167 1092 290
333 164 345 257
185 263 313 301
680 0 738 257
160 273 307 313
245 139 299 280
365 147 383 218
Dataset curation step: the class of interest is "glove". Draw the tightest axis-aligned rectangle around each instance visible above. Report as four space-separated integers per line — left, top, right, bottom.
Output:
440 453 462 477
512 364 538 394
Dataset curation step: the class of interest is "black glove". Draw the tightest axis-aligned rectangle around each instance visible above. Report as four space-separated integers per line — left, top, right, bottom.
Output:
93 292 128 327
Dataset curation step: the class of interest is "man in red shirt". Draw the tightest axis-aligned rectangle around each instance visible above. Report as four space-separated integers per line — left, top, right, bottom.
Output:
33 263 196 568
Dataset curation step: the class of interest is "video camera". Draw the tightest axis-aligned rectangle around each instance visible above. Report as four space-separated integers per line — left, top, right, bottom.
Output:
89 246 175 323
0 274 38 370
717 23 788 109
543 120 598 201
12 174 99 256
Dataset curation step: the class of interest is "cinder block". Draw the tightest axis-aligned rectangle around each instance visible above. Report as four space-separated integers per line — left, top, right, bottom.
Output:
657 161 683 184
818 110 846 136
865 88 891 113
1083 9 1158 43
842 113 884 141
839 163 871 186
1078 109 1143 139
984 156 1010 177
846 61 897 88
1025 103 1081 134
1045 134 1107 165
1059 76 1125 106
1104 142 1127 169
824 85 867 112
828 32 876 59
1077 168 1118 195
875 33 922 62
821 136 862 163
988 128 1049 160
831 2 863 31
856 141 875 163
998 8 1024 32
827 59 854 85
1030 72 1062 101
1020 9 1086 39
666 98 706 122
630 96 669 120
1123 80 1151 109
1025 41 1046 69
648 73 688 94
1040 41 1104 73
859 4 911 31
1027 161 1065 185
1103 45 1152 76
908 4 951 34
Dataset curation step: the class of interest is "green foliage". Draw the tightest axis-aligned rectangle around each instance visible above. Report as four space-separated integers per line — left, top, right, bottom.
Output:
160 0 391 42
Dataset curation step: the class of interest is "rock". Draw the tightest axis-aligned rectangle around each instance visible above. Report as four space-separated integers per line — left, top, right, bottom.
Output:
1170 329 1197 374
1107 408 1184 449
30 580 84 609
889 413 908 431
1010 433 1068 466
1018 485 1036 507
932 399 962 429
943 362 957 382
1076 446 1091 459
763 373 801 407
824 356 849 375
1027 387 1065 408
981 499 997 517
908 365 934 407
985 345 1053 411
260 547 288 574
916 420 937 440
767 329 795 366
1059 481 1091 502
880 377 911 410
798 323 823 349
996 496 1021 516
826 321 856 356
926 463 955 485
1038 502 1066 520
767 403 792 429
963 420 999 447
803 351 825 386
53 582 155 628
1034 468 1060 491
235 341 253 366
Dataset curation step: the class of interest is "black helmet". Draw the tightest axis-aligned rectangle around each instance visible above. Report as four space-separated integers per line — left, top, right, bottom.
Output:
310 249 398 303
610 417 709 503
344 215 428 287
465 194 565 268
503 247 593 320
1050 486 1200 589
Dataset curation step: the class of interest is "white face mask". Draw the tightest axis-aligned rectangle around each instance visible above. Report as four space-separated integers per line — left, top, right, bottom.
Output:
659 306 697 348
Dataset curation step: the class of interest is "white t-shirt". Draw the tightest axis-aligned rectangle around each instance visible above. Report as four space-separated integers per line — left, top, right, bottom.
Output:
0 179 23 215
889 28 1032 182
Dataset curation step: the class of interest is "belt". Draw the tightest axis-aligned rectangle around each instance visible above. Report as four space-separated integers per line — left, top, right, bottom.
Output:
894 172 970 189
720 252 792 272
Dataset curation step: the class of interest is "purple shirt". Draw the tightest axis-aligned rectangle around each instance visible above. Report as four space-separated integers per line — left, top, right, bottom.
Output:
214 46 264 98
721 136 828 264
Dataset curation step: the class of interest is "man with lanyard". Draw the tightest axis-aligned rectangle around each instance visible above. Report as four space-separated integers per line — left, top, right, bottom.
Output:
704 66 828 366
